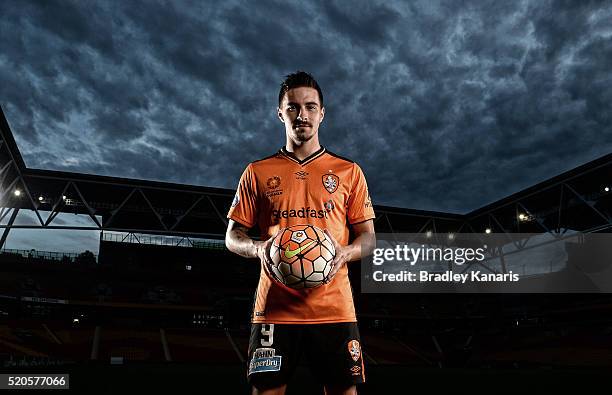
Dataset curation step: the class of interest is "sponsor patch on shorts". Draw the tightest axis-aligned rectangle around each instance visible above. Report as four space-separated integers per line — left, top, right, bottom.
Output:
248 347 282 375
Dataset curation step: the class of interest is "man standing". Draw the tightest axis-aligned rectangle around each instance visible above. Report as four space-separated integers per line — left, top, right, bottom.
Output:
225 71 375 395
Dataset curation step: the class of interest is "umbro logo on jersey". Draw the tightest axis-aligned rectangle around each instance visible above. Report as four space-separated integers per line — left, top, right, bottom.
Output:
294 170 308 180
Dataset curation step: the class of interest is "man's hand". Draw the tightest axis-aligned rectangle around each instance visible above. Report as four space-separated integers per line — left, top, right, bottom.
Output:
323 229 352 284
226 221 285 280
255 229 283 280
322 221 375 285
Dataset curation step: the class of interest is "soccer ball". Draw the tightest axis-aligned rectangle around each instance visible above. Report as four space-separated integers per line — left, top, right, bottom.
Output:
269 224 336 289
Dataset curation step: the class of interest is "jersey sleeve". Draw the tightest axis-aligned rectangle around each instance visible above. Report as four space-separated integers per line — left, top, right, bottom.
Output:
227 163 258 228
347 163 375 224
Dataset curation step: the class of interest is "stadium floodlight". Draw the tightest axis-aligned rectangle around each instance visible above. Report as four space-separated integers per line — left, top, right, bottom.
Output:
485 228 491 234
38 196 44 201
519 213 534 222
13 189 21 196
185 265 192 271
426 230 432 238
62 195 67 200
72 318 79 324
605 186 610 192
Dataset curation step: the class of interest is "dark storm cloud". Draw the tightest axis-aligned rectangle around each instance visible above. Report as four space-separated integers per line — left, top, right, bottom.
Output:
1 0 612 215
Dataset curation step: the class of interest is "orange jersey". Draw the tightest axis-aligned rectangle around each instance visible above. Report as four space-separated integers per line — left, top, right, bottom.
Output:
227 146 375 324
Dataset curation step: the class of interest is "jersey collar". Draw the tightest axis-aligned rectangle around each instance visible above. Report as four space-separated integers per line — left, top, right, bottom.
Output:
279 146 326 166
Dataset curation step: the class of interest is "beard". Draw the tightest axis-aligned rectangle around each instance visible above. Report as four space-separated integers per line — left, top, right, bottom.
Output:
292 126 315 142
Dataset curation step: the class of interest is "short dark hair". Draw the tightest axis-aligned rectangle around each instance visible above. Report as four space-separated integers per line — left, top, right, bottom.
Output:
278 71 324 107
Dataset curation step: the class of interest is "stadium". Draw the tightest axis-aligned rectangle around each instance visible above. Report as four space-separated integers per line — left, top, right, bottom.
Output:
1 101 611 393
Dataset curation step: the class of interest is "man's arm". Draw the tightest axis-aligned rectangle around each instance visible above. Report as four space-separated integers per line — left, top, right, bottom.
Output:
347 219 376 261
324 219 375 282
225 219 278 271
225 219 260 259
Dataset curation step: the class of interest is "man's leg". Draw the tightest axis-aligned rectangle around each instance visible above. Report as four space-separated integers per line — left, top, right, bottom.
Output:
307 323 365 391
252 383 287 395
323 384 357 395
247 324 301 393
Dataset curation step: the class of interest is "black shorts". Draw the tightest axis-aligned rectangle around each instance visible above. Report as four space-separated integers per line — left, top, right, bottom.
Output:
246 322 365 388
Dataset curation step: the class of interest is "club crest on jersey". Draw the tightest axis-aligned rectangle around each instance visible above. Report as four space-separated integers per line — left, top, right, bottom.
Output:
348 340 361 362
322 174 339 193
267 176 281 189
324 199 335 212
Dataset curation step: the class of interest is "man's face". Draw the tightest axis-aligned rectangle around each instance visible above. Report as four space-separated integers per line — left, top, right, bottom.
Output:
278 87 325 144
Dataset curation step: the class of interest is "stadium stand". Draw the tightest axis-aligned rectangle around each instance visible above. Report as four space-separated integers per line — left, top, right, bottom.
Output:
1 105 612 393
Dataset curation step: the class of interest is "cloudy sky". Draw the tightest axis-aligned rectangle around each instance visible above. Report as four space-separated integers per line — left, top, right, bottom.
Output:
1 0 612 252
